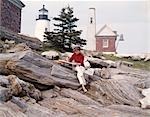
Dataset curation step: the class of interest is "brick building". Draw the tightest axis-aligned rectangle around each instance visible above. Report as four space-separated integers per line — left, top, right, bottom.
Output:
0 0 25 33
96 25 117 54
86 8 117 53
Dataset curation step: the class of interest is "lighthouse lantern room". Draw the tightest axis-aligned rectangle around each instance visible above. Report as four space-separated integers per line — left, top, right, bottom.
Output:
34 5 50 42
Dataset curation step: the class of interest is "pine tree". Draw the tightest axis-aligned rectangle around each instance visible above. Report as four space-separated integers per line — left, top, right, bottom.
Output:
44 6 86 52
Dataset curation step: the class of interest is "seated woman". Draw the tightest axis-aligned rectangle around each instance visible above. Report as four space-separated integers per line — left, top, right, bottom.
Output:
69 45 90 92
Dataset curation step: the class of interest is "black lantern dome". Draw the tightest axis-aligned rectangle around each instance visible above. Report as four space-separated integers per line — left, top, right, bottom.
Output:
36 5 50 21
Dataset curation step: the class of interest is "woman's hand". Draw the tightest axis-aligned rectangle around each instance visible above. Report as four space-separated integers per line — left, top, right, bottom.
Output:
65 56 70 61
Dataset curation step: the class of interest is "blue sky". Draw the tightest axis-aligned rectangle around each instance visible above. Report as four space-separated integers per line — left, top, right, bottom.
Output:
21 0 150 54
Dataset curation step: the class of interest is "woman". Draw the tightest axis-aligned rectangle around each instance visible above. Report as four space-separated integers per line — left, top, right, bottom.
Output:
69 45 89 92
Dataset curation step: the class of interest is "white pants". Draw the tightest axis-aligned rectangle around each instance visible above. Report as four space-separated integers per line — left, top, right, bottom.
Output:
75 66 95 85
75 66 86 85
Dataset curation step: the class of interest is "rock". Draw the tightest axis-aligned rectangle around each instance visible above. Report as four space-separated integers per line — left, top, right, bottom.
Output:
40 88 148 117
42 89 59 99
92 67 111 79
82 50 93 57
108 104 150 117
11 96 68 117
140 97 150 109
100 67 111 79
7 75 22 96
0 75 42 101
39 95 149 117
87 57 116 68
91 52 106 60
41 50 59 60
108 68 127 76
0 86 11 102
60 88 102 106
0 92 149 117
51 65 77 82
87 79 142 106
6 43 31 53
0 41 3 52
0 75 9 87
135 78 150 89
121 61 133 67
16 77 42 101
0 26 42 50
5 40 15 44
0 102 27 117
144 53 150 61
131 56 142 61
29 89 42 101
11 96 28 110
39 96 108 117
115 54 131 59
139 88 150 109
0 50 80 89
25 103 68 117
6 75 42 101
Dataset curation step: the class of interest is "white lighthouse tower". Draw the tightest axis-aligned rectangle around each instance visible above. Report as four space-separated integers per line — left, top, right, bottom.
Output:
86 8 96 51
34 5 50 42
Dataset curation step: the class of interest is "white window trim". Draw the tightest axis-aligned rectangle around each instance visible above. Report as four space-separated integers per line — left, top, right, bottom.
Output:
103 39 109 48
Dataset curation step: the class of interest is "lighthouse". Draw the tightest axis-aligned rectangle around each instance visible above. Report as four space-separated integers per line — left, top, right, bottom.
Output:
34 5 50 42
86 8 96 51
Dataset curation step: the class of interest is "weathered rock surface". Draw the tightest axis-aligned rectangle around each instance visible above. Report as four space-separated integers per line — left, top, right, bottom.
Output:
87 57 117 68
0 75 9 87
0 86 11 102
0 75 42 101
51 65 77 82
87 78 142 106
10 96 68 117
0 102 27 117
6 43 31 53
38 85 150 117
0 26 42 50
107 105 150 117
60 88 102 106
0 49 79 89
0 43 150 116
136 78 150 89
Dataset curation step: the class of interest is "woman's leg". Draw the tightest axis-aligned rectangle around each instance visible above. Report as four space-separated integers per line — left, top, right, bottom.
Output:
75 66 87 92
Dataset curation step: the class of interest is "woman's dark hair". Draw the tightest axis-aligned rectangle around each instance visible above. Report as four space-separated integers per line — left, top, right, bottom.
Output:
73 47 81 51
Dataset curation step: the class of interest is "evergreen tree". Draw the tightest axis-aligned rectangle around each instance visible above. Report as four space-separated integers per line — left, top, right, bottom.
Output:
44 6 86 52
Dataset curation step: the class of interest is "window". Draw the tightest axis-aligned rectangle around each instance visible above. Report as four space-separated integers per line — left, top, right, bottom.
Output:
45 28 48 32
103 39 109 48
90 17 93 24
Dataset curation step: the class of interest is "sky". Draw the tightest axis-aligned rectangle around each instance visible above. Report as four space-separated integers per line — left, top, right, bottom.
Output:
21 0 150 54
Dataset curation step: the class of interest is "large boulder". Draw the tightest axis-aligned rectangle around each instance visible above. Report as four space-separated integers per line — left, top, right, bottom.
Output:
87 78 142 106
0 75 42 101
87 57 117 68
41 50 59 60
0 49 80 89
7 75 42 101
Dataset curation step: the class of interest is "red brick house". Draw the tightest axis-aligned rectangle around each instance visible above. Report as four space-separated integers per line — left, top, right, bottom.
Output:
96 25 117 54
0 0 25 33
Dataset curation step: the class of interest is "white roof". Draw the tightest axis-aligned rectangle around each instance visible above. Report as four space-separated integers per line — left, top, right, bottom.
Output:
96 24 116 36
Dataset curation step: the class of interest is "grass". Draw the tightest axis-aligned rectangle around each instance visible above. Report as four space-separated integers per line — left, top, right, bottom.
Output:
102 54 150 71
